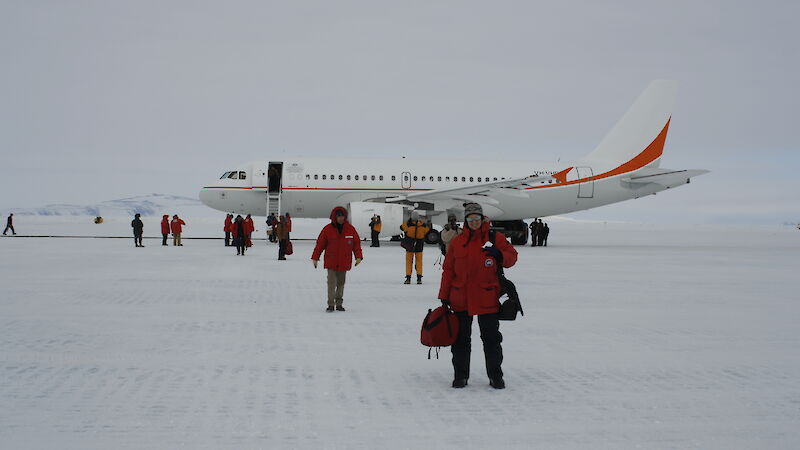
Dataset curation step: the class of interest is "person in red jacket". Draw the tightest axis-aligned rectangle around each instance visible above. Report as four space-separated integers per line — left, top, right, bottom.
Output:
224 214 233 246
244 214 254 248
170 214 186 246
438 202 518 389
285 212 292 240
311 206 363 312
160 215 170 246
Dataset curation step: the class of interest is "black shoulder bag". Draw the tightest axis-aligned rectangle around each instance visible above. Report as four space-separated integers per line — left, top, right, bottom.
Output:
489 230 524 321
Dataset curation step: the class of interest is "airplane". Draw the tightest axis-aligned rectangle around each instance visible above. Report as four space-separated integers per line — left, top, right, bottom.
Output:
199 80 708 245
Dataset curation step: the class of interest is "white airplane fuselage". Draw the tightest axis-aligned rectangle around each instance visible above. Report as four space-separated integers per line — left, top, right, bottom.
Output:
198 80 708 241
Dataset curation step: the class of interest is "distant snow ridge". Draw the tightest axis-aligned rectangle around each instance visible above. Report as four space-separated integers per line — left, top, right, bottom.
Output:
12 194 206 217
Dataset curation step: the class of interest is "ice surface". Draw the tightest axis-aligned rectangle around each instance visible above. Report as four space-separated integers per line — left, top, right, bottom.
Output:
1 218 799 449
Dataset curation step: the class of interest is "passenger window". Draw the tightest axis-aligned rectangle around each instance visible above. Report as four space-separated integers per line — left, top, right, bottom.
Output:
379 175 384 181
339 175 343 180
421 176 426 181
354 175 359 180
322 175 326 180
371 175 375 181
437 176 442 182
445 176 450 182
413 176 418 181
493 177 498 181
392 175 396 181
477 177 482 182
347 175 351 180
469 177 474 182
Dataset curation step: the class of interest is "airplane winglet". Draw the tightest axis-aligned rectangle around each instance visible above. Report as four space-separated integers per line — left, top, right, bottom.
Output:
552 167 573 184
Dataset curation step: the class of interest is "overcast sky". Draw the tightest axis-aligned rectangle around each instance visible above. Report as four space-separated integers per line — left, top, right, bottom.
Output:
1 0 798 224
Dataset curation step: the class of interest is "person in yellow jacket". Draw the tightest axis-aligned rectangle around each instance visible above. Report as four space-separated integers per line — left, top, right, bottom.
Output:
400 212 430 284
369 214 382 247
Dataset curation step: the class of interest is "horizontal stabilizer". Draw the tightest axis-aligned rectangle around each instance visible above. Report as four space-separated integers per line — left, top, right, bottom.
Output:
621 168 709 186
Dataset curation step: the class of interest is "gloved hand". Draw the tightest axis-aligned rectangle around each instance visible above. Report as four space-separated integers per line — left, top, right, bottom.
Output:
354 258 362 266
483 245 503 264
312 260 318 268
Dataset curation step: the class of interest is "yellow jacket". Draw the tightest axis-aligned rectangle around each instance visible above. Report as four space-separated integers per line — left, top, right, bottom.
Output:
400 220 429 240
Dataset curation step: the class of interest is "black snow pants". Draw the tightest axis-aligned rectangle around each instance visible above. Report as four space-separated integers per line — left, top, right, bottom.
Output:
225 231 231 246
371 230 380 247
162 233 168 246
451 311 503 381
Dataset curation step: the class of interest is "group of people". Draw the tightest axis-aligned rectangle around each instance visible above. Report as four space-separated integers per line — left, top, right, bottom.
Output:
529 218 550 246
129 214 186 247
309 203 518 389
224 214 255 255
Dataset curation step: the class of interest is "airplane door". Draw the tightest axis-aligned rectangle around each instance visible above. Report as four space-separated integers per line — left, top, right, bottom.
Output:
268 162 283 193
401 171 411 189
576 166 594 198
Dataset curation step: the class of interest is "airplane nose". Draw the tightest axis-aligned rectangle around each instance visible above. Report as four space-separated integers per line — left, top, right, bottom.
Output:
199 188 214 209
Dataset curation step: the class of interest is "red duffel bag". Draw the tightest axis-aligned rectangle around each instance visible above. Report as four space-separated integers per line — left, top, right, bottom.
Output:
420 305 459 359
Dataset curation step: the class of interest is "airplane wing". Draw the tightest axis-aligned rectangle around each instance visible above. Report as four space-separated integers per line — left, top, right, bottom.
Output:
385 167 573 205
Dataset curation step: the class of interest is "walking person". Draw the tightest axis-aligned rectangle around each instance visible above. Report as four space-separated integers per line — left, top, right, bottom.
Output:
232 215 246 255
401 212 429 284
131 213 144 247
3 213 16 235
311 206 363 312
224 214 233 246
160 215 169 246
438 202 518 389
276 215 289 260
369 214 382 247
171 214 186 246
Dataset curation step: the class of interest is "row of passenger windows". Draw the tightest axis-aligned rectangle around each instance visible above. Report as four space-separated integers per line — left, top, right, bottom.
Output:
304 174 513 182
220 171 247 180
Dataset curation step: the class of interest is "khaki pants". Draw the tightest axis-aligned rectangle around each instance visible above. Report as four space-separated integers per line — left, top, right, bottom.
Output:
406 251 423 276
327 269 347 307
173 232 182 246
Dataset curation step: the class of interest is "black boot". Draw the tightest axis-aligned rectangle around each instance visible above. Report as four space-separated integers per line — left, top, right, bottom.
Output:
404 276 411 285
452 378 468 388
417 275 423 284
489 377 505 389
336 305 345 311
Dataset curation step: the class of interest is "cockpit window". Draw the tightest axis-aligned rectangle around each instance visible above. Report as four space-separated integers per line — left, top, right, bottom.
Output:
228 171 239 179
239 171 246 180
220 171 230 179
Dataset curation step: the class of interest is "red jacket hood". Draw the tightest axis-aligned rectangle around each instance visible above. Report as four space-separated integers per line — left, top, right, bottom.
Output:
329 206 349 223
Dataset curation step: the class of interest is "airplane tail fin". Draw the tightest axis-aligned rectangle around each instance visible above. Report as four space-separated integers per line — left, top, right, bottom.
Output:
581 80 678 168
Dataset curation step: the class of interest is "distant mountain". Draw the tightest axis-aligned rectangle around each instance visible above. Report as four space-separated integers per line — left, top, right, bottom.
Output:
10 194 211 217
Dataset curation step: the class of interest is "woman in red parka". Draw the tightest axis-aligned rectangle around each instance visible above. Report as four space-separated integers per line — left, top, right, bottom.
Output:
311 206 363 312
244 214 254 248
438 202 518 389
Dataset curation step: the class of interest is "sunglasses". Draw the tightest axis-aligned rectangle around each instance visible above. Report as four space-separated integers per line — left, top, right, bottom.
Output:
465 216 482 223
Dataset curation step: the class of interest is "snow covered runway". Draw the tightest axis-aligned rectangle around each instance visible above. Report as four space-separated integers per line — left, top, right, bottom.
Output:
1 222 799 449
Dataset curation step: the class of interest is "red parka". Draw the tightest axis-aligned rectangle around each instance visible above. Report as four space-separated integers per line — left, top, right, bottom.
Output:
287 216 292 233
244 217 254 234
224 216 232 232
311 207 363 271
170 218 186 234
161 215 170 234
438 222 518 316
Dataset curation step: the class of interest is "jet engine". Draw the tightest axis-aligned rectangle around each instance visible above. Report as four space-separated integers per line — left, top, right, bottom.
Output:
347 202 406 241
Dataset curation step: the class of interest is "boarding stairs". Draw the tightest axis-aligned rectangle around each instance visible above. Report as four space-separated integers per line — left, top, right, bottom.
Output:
267 192 281 218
